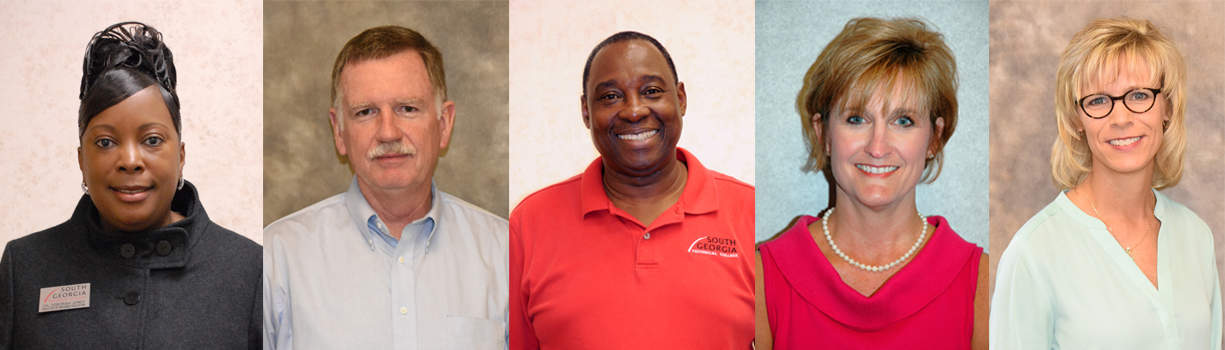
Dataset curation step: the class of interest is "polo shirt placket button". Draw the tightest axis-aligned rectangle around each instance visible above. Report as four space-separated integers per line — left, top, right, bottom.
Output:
123 291 140 306
155 240 173 256
119 243 136 258
643 232 651 240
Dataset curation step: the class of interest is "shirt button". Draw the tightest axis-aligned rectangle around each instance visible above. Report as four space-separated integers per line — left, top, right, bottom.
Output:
398 256 405 264
119 243 136 258
155 240 173 256
399 306 408 315
123 291 140 305
643 232 651 240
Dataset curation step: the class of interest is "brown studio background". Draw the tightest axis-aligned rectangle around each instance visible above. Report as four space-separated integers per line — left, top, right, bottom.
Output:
989 0 1225 315
263 0 510 224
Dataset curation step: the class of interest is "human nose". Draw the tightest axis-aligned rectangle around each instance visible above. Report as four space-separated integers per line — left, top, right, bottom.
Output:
865 123 890 158
1106 100 1136 128
619 94 650 122
375 111 401 141
117 143 144 173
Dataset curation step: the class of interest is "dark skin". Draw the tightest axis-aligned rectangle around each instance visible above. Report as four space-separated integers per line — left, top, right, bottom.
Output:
581 39 689 226
78 86 186 233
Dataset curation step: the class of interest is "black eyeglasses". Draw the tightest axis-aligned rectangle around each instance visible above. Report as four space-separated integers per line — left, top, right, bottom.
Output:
1078 88 1162 119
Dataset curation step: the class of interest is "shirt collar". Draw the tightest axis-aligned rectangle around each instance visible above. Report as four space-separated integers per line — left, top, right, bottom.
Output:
579 147 718 217
343 178 441 252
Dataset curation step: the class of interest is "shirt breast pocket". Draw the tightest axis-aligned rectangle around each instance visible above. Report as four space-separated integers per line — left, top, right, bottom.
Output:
422 315 505 349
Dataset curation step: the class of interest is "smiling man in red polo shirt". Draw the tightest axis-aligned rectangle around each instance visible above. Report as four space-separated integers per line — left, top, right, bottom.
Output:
509 31 755 349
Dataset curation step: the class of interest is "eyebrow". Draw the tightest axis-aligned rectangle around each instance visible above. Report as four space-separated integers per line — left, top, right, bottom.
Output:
592 75 668 92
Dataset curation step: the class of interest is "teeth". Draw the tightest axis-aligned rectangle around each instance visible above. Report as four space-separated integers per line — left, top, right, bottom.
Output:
1108 136 1141 146
617 130 657 141
856 164 898 174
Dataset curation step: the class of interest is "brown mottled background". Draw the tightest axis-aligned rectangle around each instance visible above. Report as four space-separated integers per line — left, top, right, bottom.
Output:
989 0 1225 330
263 1 509 224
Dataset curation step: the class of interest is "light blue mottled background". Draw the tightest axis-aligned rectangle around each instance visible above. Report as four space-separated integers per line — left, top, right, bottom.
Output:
754 0 990 251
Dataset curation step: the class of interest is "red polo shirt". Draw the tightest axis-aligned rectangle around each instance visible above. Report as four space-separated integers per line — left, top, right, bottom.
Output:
510 148 755 349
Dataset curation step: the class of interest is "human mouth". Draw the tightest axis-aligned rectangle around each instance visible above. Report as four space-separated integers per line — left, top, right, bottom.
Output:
111 184 154 203
856 164 899 175
1107 136 1142 148
617 130 658 141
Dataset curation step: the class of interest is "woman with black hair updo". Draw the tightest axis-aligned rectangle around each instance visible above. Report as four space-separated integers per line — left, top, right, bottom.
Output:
0 22 261 349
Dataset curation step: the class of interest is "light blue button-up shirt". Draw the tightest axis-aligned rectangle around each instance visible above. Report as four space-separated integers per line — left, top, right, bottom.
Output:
264 179 508 350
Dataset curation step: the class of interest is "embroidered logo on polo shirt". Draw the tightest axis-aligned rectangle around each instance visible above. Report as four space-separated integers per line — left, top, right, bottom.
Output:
688 236 738 258
38 283 90 313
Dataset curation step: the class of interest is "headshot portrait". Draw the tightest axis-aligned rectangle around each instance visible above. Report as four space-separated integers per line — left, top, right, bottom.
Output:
261 1 510 349
0 1 263 348
990 2 1223 349
508 0 755 348
754 1 989 349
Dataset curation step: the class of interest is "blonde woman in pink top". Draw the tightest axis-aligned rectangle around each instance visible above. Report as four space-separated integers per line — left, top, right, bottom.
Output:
755 17 988 350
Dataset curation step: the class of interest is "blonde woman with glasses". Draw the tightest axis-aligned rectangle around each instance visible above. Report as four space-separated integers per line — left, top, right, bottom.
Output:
991 18 1221 349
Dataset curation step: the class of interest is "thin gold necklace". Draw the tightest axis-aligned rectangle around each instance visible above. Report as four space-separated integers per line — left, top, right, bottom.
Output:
1089 196 1153 259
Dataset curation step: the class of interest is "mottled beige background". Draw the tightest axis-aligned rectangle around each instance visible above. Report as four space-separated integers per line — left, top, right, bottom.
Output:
989 0 1225 321
263 1 509 224
508 0 756 208
0 0 264 250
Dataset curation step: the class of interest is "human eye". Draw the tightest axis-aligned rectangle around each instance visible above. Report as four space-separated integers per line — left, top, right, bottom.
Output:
94 138 116 149
1086 95 1110 106
143 135 164 147
397 105 419 114
893 116 915 127
598 91 622 102
1127 90 1153 101
642 86 665 97
354 108 376 118
845 115 866 125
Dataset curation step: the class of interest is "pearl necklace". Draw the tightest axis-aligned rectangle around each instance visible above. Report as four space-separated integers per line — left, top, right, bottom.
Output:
822 207 927 272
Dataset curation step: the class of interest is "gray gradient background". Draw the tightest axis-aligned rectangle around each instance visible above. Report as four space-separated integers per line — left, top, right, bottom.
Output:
755 0 991 250
989 3 1225 341
263 1 509 224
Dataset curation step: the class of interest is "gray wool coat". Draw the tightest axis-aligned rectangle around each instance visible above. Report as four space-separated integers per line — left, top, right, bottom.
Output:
0 182 261 349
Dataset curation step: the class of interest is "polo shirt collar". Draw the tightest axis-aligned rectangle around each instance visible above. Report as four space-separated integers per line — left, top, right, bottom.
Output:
343 178 441 252
579 147 718 217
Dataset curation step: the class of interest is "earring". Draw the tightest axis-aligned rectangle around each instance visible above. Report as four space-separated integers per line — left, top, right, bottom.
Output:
82 182 89 195
177 177 185 191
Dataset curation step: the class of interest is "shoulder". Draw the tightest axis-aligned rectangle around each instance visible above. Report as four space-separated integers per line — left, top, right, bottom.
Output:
3 220 79 259
437 190 509 232
512 174 582 219
1154 191 1215 250
201 220 262 260
263 193 348 245
997 195 1071 273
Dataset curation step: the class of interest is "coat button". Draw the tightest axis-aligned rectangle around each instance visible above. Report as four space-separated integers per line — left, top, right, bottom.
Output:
119 243 136 258
156 240 173 256
123 291 140 305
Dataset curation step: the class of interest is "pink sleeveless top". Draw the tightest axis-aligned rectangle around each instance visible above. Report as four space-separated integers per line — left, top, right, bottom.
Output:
759 215 981 349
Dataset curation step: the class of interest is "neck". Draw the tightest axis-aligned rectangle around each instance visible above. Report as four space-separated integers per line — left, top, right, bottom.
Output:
1076 169 1155 224
829 191 924 251
602 156 687 225
357 180 432 240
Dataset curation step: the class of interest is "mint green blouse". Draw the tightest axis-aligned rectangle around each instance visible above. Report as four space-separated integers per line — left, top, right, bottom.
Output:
991 190 1221 349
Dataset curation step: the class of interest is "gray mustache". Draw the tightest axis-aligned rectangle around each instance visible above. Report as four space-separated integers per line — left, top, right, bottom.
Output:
367 141 416 159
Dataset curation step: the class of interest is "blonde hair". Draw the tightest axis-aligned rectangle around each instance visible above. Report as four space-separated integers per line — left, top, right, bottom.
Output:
797 17 958 183
1051 18 1186 190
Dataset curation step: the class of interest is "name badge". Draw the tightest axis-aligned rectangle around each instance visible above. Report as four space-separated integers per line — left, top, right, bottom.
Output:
38 283 90 313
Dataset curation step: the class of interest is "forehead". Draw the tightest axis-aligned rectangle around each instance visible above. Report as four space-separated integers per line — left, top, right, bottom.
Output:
586 40 673 92
87 86 174 130
1081 53 1157 94
339 50 434 104
836 70 927 115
